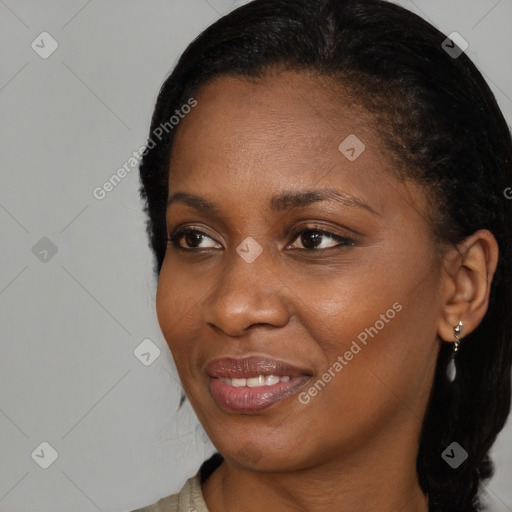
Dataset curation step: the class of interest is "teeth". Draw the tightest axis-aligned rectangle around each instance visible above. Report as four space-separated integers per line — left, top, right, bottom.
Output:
220 374 293 387
247 375 266 387
265 375 280 385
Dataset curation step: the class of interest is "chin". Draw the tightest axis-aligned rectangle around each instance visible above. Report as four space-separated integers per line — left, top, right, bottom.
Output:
212 431 315 473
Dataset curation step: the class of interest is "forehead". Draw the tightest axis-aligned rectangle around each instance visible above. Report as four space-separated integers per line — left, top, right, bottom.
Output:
174 72 369 149
171 73 386 177
166 71 428 223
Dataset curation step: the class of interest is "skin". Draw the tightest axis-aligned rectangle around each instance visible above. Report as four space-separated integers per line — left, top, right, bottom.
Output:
155 70 498 512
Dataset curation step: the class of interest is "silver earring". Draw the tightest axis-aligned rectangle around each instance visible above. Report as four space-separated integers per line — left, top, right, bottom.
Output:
446 320 463 382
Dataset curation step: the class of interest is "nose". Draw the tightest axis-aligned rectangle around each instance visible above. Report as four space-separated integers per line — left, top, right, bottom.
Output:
205 246 291 337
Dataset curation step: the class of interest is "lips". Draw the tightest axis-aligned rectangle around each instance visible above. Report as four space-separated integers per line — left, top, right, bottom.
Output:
206 356 310 379
206 356 312 413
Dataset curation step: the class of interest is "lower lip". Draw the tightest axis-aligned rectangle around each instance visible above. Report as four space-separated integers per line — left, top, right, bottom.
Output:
209 376 310 413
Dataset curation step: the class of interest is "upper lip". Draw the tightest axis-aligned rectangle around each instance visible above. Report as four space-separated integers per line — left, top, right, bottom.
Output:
206 356 311 379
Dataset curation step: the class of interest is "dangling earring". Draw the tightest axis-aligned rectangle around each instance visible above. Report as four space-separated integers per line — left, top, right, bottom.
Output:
446 320 463 382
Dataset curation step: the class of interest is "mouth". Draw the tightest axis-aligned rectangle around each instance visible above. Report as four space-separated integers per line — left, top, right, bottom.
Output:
206 356 312 413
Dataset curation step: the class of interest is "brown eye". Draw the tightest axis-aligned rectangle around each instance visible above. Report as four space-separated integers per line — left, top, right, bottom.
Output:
167 228 221 250
288 228 355 250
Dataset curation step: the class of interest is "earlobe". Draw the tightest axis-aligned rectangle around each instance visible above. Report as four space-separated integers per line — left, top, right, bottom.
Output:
437 229 499 342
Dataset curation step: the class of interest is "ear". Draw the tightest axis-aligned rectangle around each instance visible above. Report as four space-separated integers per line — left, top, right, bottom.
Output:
437 229 499 342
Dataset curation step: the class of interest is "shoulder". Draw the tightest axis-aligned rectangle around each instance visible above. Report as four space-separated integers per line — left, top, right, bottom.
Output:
129 453 223 512
129 473 205 512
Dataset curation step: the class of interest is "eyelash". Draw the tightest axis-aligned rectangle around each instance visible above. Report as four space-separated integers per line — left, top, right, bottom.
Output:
166 225 355 252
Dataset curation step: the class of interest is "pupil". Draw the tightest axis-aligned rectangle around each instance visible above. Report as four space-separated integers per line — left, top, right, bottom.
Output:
303 231 322 249
186 233 203 247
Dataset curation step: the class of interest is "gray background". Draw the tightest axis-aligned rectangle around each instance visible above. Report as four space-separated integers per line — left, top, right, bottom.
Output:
1 1 511 511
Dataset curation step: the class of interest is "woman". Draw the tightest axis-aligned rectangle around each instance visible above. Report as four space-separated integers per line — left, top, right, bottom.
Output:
132 0 512 510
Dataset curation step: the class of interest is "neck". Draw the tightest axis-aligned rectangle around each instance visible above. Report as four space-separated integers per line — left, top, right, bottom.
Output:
202 430 429 512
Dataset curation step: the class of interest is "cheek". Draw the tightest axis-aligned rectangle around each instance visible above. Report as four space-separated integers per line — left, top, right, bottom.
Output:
155 257 206 332
155 264 198 361
297 245 441 406
307 275 440 437
155 269 177 341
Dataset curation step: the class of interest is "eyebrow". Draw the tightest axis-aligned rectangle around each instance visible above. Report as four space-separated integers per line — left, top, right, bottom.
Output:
166 189 379 216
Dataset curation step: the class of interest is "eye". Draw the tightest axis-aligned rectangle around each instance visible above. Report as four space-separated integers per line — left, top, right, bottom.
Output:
167 228 221 250
167 225 356 252
288 227 355 250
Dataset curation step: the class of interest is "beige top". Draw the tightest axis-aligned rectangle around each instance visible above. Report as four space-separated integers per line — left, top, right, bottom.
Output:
130 472 209 512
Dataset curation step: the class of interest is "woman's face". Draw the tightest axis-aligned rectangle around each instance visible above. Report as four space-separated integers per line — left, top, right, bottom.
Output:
156 71 445 472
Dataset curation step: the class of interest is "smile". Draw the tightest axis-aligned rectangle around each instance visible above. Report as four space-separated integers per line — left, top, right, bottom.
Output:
206 356 312 413
219 374 292 387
